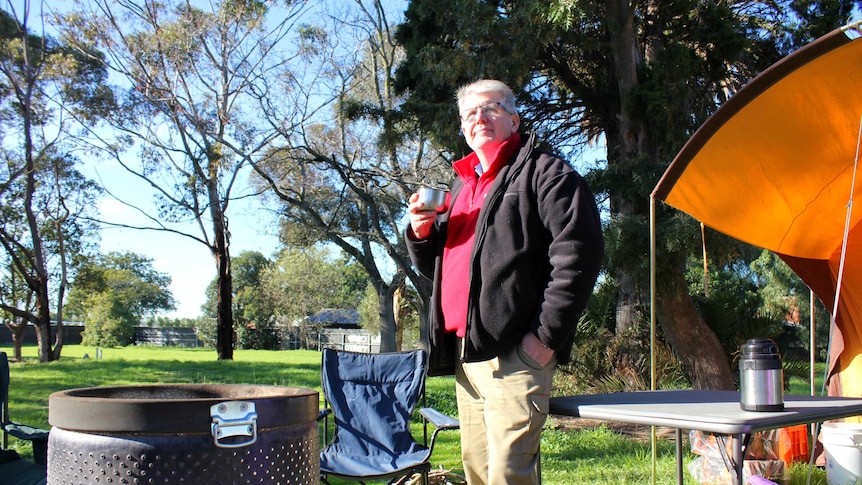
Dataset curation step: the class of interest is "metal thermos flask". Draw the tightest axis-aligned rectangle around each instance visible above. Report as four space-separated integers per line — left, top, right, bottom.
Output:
739 338 784 411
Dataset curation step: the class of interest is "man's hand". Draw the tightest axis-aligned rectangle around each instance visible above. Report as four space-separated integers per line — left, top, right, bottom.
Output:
407 192 439 239
521 332 556 367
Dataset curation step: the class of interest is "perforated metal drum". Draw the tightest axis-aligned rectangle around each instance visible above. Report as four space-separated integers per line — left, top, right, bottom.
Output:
46 384 319 484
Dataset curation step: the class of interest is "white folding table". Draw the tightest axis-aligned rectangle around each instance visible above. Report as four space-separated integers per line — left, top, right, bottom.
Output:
549 389 862 485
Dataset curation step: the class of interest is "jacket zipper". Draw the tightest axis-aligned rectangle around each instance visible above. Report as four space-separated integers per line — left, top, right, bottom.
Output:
460 134 536 363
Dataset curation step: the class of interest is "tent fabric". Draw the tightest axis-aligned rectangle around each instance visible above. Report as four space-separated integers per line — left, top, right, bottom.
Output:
652 21 862 402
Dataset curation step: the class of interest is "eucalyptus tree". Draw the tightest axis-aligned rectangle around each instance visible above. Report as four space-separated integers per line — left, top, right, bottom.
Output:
57 0 308 359
394 0 856 388
0 3 104 362
250 0 449 351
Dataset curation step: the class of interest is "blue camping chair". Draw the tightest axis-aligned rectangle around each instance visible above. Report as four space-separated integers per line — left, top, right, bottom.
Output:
318 349 459 485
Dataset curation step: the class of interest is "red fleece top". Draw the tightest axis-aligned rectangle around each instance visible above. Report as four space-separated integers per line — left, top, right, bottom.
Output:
440 133 522 336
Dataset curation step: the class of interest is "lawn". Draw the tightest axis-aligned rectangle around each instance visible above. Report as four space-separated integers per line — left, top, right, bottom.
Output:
2 344 829 484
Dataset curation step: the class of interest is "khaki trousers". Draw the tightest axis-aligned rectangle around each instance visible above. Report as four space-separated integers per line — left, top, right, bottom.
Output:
455 341 557 485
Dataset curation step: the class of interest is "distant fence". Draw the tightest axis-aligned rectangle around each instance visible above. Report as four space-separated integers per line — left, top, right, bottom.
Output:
279 330 302 350
134 327 200 347
315 328 380 353
0 324 84 345
0 324 199 347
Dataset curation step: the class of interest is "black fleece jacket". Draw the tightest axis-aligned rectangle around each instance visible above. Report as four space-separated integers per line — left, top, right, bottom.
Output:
407 133 604 375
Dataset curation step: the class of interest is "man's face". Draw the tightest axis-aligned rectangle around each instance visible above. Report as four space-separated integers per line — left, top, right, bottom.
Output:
459 92 520 155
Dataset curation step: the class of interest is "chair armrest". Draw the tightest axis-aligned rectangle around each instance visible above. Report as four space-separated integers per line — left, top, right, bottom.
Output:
418 407 459 430
317 408 332 422
3 423 50 465
3 422 50 441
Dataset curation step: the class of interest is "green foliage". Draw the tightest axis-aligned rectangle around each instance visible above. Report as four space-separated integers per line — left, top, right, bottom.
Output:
259 247 368 323
69 253 170 314
237 319 281 351
232 251 280 350
566 241 818 394
750 250 831 361
0 153 101 320
394 0 537 152
194 316 218 349
561 279 690 394
687 251 816 390
80 292 136 347
202 251 280 350
357 282 380 331
55 0 314 359
201 247 368 349
144 316 198 328
68 251 176 320
69 251 175 347
0 9 114 123
393 0 804 155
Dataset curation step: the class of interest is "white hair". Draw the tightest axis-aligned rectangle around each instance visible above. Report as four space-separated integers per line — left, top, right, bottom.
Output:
456 79 517 114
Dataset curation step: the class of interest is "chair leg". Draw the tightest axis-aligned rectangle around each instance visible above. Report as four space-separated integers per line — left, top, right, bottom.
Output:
32 437 48 466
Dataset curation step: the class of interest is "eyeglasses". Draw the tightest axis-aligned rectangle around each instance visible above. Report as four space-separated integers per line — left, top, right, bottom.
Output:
459 101 510 123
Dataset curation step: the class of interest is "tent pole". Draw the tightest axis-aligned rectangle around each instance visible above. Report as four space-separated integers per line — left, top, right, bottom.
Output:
821 114 862 396
650 195 657 485
810 289 815 397
701 223 709 296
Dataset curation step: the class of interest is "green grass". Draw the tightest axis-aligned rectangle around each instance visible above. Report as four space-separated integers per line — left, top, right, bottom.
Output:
2 345 829 484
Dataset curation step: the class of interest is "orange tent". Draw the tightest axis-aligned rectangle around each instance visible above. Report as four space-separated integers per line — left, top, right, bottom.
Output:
652 20 862 402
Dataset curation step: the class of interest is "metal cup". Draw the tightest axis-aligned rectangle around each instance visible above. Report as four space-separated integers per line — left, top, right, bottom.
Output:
416 187 448 211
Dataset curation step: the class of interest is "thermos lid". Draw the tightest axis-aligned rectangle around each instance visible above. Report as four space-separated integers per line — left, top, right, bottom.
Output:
740 338 781 359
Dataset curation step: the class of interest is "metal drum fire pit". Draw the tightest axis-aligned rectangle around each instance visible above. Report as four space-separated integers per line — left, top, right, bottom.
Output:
47 384 319 484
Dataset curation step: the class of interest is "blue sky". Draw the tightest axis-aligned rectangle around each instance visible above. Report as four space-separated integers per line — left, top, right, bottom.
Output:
87 162 281 319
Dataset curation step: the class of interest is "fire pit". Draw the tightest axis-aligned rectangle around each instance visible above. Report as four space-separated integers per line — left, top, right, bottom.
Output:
47 384 319 484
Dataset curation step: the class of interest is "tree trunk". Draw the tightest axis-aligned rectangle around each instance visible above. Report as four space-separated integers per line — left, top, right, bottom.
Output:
417 307 430 354
215 246 234 360
51 215 69 361
209 165 234 360
377 283 398 352
606 0 650 337
656 265 734 390
34 300 52 363
393 284 403 351
615 272 644 334
51 318 64 362
7 320 26 361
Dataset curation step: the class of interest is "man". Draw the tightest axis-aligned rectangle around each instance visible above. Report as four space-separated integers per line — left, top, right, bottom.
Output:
406 79 604 484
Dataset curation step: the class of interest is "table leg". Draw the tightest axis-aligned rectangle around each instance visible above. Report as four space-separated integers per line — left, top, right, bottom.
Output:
733 433 745 485
676 428 683 485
